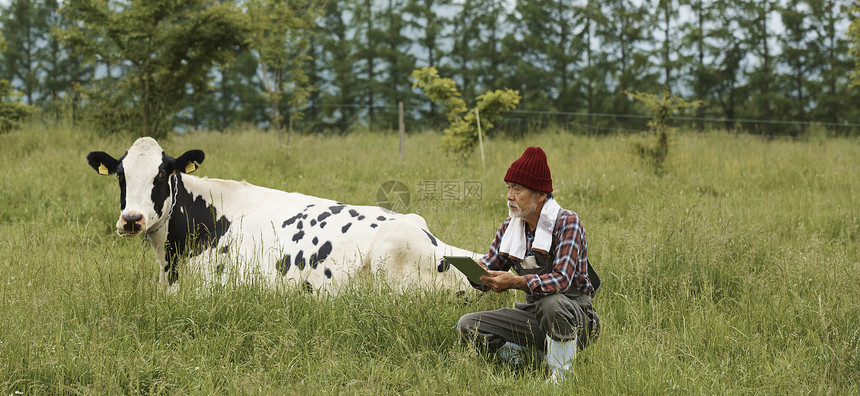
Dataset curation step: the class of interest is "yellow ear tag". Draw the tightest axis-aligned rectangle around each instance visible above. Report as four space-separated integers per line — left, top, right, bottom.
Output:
98 163 110 175
185 162 198 173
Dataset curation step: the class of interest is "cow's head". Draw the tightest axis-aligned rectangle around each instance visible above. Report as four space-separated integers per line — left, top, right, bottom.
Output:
87 137 205 237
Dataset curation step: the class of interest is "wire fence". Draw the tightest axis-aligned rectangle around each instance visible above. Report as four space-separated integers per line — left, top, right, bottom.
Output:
286 104 860 138
270 104 860 136
495 109 860 137
36 97 860 138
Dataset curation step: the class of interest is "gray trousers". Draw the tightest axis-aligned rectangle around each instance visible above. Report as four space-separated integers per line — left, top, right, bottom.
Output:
456 293 599 352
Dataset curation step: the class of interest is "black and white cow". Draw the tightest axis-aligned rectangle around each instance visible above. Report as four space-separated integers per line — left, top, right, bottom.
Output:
87 137 476 293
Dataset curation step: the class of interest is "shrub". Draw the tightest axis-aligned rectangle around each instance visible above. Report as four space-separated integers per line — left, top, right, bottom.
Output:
626 90 701 174
412 67 520 158
0 79 35 134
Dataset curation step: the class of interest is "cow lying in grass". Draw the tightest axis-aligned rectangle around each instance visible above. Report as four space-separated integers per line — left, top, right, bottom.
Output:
87 137 475 293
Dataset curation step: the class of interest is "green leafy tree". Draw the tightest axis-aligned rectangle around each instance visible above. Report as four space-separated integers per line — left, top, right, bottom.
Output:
178 50 265 131
405 0 450 125
0 32 35 133
448 0 497 102
738 0 779 135
59 0 249 138
655 0 683 93
468 0 508 93
247 0 319 145
708 0 745 130
351 0 383 129
412 66 520 157
808 0 857 126
778 0 820 129
678 0 725 130
0 78 35 133
315 0 361 133
377 0 417 130
596 0 659 122
851 2 860 86
42 2 92 123
627 90 701 174
504 0 591 112
0 0 55 105
412 66 466 125
579 0 611 131
404 0 448 68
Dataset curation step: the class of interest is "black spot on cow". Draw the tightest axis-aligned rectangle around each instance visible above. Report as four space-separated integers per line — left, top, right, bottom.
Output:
309 241 333 269
437 258 451 272
277 254 291 275
317 212 331 222
164 175 232 285
283 213 302 228
324 268 333 278
150 152 174 217
341 223 352 233
377 216 386 221
295 250 305 270
297 221 304 230
349 209 360 218
357 215 365 221
305 281 314 294
320 222 327 228
370 223 377 228
117 163 127 210
329 205 345 214
311 219 317 227
312 236 319 245
292 230 305 242
422 229 438 246
305 204 315 209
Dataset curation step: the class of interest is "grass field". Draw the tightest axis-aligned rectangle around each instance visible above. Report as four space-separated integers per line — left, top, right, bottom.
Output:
1 124 858 394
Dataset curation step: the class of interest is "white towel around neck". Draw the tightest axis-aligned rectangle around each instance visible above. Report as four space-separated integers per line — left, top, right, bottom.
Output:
499 197 562 261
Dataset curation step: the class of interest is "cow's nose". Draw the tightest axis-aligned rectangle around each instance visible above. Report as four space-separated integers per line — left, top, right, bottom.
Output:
121 213 144 233
123 213 143 223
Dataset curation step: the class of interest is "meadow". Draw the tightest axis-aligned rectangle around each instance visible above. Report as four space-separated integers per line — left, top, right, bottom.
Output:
0 124 858 394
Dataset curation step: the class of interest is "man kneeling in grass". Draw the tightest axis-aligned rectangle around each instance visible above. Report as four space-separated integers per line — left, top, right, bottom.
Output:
456 146 601 384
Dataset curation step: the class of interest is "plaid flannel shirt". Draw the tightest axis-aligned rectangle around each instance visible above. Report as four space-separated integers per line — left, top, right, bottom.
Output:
478 209 594 296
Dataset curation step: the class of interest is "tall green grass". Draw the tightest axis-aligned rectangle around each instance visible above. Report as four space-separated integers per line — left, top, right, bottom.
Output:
1 124 858 394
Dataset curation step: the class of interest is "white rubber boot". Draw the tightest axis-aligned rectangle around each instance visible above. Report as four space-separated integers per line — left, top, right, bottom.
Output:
546 334 577 384
496 342 524 366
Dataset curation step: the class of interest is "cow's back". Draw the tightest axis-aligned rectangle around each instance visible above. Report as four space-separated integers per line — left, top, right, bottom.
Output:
181 175 429 290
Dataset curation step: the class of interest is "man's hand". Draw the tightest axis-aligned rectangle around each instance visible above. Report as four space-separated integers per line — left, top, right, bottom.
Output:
480 271 529 293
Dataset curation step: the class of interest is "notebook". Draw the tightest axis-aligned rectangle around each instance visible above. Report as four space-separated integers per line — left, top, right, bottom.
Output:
443 256 489 285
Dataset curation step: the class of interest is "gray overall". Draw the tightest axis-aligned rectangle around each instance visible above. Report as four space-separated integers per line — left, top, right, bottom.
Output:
456 210 601 351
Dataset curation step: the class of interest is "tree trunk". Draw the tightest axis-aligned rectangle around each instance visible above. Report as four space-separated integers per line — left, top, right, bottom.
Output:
366 0 375 130
143 67 151 137
288 105 294 147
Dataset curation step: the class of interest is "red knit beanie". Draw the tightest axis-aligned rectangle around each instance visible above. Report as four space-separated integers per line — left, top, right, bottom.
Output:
504 146 553 193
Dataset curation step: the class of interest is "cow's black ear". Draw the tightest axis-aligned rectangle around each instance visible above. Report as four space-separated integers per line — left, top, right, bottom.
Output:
87 151 119 175
175 150 205 174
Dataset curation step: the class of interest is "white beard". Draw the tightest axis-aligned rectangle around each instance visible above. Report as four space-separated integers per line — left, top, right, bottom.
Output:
508 203 520 219
509 198 537 220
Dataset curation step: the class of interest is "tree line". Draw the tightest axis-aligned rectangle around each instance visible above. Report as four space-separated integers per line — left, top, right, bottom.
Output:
1 0 859 138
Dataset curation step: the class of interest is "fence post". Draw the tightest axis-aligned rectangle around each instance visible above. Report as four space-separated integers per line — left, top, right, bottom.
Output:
399 101 405 161
476 107 485 169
